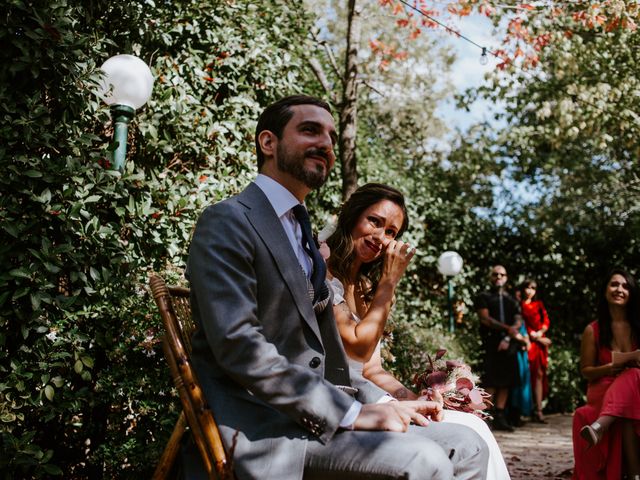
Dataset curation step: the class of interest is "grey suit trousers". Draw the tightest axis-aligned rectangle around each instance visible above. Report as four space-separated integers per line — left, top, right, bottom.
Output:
304 422 489 480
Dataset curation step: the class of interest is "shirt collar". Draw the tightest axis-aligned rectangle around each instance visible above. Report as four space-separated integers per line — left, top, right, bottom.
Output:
254 173 302 218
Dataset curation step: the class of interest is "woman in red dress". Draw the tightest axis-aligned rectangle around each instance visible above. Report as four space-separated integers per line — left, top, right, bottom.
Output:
572 268 640 480
519 279 551 422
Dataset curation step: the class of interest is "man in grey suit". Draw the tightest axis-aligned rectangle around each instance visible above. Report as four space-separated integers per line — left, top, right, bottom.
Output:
187 95 488 479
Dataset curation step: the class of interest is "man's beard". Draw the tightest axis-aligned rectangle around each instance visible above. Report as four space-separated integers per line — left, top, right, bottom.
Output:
277 144 329 190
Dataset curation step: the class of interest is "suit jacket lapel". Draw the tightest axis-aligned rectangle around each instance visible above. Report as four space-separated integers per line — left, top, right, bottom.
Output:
239 184 323 343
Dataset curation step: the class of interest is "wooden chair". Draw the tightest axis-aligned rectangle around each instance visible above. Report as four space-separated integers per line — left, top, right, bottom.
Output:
150 274 231 480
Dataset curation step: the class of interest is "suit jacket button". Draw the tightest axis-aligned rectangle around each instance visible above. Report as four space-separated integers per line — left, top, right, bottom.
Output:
309 357 321 368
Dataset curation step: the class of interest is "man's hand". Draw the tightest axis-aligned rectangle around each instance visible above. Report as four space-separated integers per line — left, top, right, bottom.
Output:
507 325 519 338
401 399 444 422
497 338 510 351
353 401 433 432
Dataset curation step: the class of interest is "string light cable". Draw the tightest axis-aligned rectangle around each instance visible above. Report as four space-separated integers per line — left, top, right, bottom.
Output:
394 0 625 115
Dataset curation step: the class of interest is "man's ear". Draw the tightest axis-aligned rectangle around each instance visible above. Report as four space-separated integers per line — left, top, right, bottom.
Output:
258 130 276 158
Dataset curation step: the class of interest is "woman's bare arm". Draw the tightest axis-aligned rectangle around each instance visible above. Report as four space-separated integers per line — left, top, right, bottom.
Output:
333 301 386 362
580 324 624 381
362 348 418 400
334 241 413 362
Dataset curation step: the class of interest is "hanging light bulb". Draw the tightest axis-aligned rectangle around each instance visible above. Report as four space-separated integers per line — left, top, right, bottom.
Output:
479 47 489 66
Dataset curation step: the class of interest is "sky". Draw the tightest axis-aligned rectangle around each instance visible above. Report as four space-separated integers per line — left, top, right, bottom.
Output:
424 11 545 216
432 12 505 135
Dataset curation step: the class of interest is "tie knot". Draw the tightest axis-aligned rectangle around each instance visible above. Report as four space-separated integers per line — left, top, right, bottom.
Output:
292 204 310 226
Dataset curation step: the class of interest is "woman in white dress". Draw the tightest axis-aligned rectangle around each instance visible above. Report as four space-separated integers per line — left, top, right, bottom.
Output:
324 183 510 480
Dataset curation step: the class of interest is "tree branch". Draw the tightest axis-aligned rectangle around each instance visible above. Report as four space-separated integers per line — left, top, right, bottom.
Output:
308 57 338 104
310 30 342 85
361 79 384 98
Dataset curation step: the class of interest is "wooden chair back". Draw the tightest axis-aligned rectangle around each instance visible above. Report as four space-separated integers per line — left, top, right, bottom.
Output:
150 274 231 480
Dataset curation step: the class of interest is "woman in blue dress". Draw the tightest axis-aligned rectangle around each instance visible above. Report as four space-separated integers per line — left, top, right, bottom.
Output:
509 321 532 425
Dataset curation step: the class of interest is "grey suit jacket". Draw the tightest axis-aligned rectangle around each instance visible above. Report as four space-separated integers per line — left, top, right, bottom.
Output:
187 183 387 480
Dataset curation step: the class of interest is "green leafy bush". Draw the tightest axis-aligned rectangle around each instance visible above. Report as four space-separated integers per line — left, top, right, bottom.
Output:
0 1 317 477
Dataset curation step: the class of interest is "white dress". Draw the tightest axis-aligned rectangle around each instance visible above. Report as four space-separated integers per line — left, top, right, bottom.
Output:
328 277 511 480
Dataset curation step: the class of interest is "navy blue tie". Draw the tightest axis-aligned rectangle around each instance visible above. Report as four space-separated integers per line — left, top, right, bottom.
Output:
292 204 326 303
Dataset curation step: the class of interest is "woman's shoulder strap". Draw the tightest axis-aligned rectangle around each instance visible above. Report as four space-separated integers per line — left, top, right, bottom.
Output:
327 276 346 305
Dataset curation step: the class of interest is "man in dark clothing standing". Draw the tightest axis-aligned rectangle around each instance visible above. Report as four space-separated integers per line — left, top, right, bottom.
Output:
475 265 522 431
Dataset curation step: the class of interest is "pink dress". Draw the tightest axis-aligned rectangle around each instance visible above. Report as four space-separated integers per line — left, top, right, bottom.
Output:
572 321 640 479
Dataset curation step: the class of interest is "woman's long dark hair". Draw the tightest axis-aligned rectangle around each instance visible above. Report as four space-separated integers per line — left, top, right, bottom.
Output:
326 183 408 300
596 268 640 349
518 278 539 302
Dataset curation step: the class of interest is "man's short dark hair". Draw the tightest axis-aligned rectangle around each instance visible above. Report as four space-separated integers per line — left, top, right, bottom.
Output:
255 95 332 170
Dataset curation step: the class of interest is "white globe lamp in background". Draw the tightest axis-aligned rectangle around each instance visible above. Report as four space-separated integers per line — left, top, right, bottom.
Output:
437 251 463 332
437 251 463 277
97 54 154 171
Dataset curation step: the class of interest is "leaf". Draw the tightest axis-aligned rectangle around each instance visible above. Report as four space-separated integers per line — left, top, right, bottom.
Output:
89 267 100 281
456 377 474 391
44 385 54 401
9 268 31 279
146 124 158 140
41 464 63 475
74 360 83 374
81 356 94 368
3 224 19 238
30 292 42 311
0 291 11 306
36 188 52 203
43 262 61 273
1 413 17 423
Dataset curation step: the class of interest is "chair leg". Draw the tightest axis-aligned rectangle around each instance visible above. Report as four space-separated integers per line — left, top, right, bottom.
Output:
152 411 188 480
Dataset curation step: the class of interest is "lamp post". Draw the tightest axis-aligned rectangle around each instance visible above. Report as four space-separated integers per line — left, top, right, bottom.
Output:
437 251 463 333
97 54 154 171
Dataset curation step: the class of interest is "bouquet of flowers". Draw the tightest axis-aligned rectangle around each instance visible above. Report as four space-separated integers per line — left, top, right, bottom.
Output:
413 349 493 419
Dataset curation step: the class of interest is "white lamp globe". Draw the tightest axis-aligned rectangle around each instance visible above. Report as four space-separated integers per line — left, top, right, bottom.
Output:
437 251 463 277
98 54 154 109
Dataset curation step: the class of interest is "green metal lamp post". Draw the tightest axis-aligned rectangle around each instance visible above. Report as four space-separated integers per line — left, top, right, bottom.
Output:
97 54 154 171
437 251 463 333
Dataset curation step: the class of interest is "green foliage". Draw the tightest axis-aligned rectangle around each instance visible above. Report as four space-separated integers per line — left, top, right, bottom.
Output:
0 0 317 477
546 345 585 414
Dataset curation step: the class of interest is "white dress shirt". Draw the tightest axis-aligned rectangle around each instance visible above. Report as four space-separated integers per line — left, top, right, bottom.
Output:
253 174 313 276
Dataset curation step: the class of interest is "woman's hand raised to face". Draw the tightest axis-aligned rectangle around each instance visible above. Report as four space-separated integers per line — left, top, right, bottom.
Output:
380 240 415 287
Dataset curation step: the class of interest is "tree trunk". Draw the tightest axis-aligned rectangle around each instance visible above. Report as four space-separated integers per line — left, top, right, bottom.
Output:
339 0 361 201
